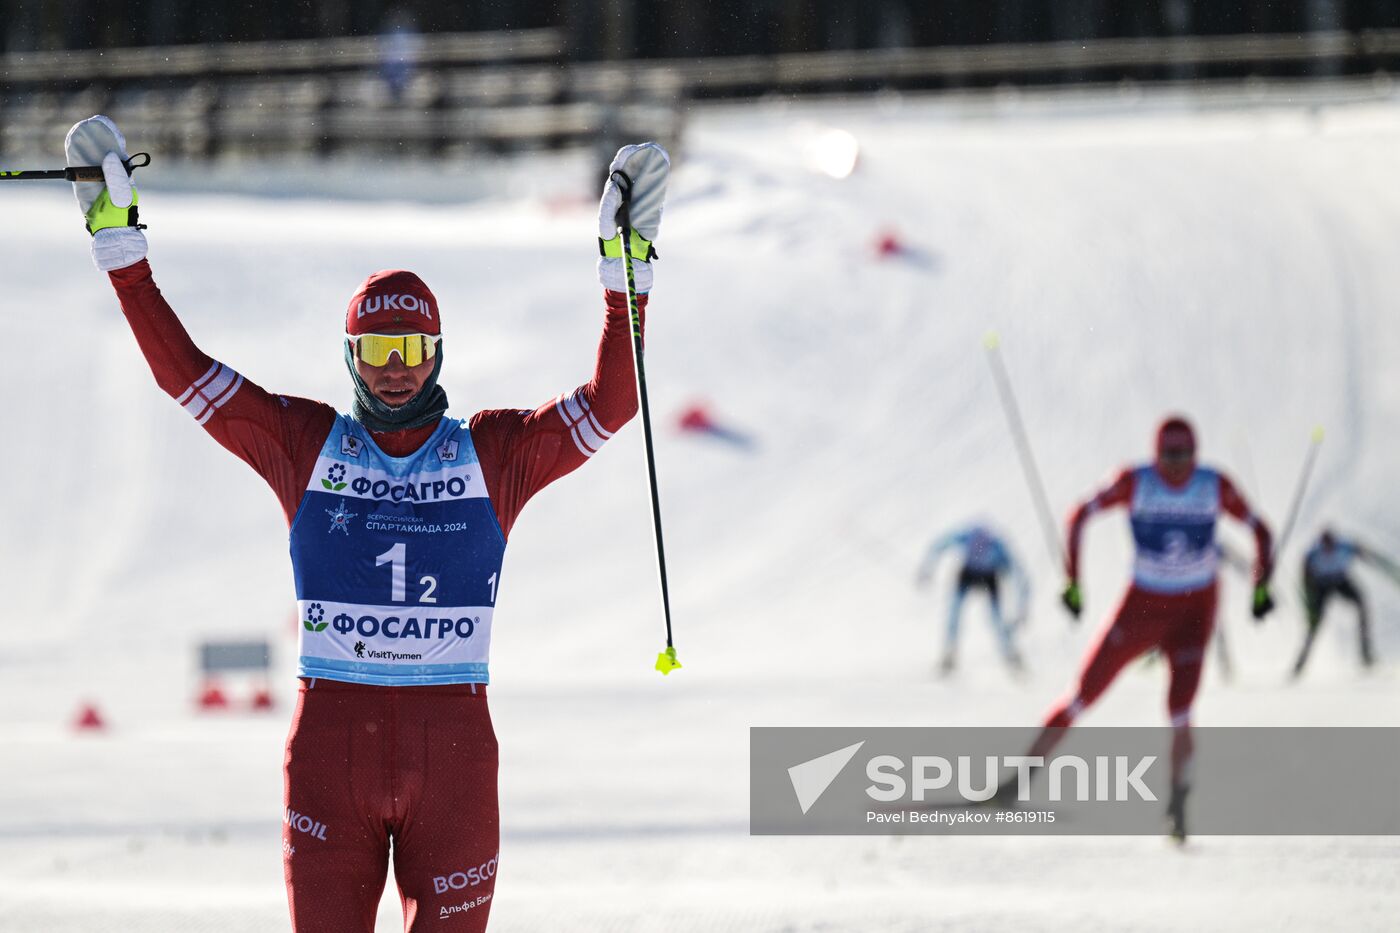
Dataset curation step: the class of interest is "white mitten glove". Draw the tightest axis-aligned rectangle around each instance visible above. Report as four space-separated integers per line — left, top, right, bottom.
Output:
597 142 669 294
65 115 148 272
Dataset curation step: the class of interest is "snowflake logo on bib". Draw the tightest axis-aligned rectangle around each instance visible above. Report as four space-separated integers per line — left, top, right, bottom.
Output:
325 499 357 535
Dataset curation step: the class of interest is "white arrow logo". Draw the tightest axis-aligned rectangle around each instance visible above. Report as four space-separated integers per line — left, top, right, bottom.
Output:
788 741 865 815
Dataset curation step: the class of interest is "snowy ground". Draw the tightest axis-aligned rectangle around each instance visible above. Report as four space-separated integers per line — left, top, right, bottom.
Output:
2 86 1399 931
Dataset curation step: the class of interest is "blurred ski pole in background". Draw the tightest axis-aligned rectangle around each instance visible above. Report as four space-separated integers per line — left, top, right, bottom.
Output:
983 332 1064 569
1272 426 1326 569
1245 426 1323 622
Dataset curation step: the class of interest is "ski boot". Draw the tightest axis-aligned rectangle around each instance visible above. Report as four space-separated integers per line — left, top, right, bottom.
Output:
1166 783 1189 844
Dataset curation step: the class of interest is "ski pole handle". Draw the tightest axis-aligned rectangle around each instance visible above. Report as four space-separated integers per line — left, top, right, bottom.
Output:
0 152 151 182
609 170 633 230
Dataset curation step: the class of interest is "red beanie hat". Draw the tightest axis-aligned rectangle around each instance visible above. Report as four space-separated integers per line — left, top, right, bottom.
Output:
345 270 440 336
1155 415 1196 458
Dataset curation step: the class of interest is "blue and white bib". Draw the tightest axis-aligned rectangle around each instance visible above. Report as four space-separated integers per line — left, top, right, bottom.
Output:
961 528 1011 575
1305 541 1358 583
289 415 505 686
1128 466 1221 595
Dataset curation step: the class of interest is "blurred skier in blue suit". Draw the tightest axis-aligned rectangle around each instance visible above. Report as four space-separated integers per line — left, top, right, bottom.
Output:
916 523 1029 674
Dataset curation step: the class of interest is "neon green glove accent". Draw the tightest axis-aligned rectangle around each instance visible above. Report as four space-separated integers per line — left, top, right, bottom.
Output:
85 186 141 235
1061 580 1083 619
600 229 656 261
1251 583 1275 620
654 646 682 675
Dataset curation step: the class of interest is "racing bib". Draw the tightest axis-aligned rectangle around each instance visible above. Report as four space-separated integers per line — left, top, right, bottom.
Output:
1128 465 1221 595
289 415 505 685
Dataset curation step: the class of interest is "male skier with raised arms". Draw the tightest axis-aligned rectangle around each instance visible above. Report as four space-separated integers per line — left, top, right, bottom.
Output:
63 115 669 931
1005 416 1274 841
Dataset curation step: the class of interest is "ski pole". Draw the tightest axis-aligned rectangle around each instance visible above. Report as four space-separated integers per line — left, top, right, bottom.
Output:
0 152 151 182
1364 549 1400 590
1272 426 1325 566
611 170 682 676
983 332 1064 568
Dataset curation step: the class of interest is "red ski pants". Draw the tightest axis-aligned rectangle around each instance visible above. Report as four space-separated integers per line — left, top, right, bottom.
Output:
1046 582 1217 729
283 678 499 932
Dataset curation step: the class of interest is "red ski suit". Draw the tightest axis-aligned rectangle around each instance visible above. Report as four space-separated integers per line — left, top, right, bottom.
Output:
108 260 643 932
1047 465 1271 731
